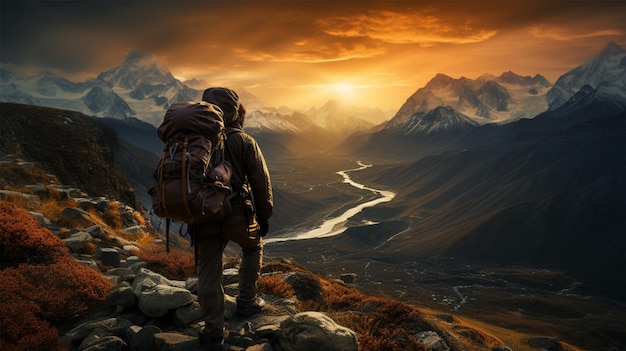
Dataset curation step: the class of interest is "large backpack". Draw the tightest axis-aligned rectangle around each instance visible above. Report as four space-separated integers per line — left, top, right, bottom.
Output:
149 102 233 240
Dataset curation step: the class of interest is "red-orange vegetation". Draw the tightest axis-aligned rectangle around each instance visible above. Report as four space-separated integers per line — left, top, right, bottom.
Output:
102 201 123 229
39 197 78 221
0 201 112 351
0 278 63 351
0 200 68 267
137 244 195 280
258 274 296 298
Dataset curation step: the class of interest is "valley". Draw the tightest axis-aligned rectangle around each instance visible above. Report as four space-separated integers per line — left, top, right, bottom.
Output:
261 153 626 350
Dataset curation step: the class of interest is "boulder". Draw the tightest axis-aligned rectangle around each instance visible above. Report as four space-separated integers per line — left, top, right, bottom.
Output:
415 331 450 351
132 268 174 294
130 325 162 351
62 317 132 344
339 273 357 284
99 248 121 268
80 336 127 351
106 283 137 309
59 207 95 227
0 190 40 207
137 284 194 318
173 302 204 327
527 336 563 351
273 311 358 351
153 332 204 351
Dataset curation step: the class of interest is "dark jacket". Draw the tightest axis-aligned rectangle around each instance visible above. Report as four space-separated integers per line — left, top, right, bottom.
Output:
203 87 273 221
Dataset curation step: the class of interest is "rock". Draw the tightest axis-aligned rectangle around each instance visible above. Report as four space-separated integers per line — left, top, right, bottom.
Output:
273 311 358 351
415 331 450 351
247 343 274 351
76 259 98 269
223 267 240 285
63 237 86 252
339 273 357 284
130 325 162 351
527 336 563 351
137 284 194 318
99 248 121 268
59 207 95 227
132 268 174 294
0 190 40 206
185 277 198 294
62 317 132 344
81 336 127 351
122 244 139 255
77 328 113 350
173 302 204 327
28 211 50 226
106 284 137 309
24 184 49 198
126 256 141 266
72 231 94 241
85 225 107 239
153 332 204 351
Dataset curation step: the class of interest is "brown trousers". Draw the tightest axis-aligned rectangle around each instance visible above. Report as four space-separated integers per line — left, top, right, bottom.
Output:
195 203 262 339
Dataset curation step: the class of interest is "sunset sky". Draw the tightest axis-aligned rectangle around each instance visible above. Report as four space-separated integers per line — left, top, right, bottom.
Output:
2 1 625 110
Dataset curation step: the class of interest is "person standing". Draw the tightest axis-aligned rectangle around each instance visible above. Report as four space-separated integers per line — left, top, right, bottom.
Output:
195 87 273 350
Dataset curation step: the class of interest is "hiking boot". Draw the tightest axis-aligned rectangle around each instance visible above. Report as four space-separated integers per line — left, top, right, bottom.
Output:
198 328 225 351
236 297 266 317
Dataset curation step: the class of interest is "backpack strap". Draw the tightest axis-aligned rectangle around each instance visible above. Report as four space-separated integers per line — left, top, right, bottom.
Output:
181 135 192 217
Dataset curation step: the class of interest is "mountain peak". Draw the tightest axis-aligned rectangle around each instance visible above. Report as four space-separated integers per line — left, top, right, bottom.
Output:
426 73 455 88
125 47 154 62
599 41 625 58
97 48 176 90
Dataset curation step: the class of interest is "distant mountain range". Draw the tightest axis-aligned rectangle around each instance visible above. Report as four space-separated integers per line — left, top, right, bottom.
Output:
344 42 626 296
0 48 386 139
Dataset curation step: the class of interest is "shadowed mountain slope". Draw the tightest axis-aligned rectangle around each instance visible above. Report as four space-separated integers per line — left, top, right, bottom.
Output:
1 102 146 210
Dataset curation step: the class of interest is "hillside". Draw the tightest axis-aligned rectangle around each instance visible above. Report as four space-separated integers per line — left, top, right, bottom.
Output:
0 103 144 211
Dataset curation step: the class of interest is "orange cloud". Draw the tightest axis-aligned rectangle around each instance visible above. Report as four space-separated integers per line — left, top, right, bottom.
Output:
233 42 386 63
529 25 624 41
316 10 497 46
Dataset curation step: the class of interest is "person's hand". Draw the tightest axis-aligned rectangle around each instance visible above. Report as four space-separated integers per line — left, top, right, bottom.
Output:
259 219 269 237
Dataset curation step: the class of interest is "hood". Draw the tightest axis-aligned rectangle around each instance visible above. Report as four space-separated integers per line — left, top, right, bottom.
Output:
202 87 244 128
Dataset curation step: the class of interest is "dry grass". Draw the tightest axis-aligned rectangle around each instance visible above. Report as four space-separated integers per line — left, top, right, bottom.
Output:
258 274 295 298
137 244 195 280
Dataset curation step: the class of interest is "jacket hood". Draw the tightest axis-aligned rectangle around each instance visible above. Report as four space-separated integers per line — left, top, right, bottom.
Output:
202 87 243 128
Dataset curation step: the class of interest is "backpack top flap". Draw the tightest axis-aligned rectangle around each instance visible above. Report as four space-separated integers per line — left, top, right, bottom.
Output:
157 101 225 142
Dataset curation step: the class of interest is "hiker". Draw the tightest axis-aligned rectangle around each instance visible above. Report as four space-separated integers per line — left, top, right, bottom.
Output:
195 87 273 349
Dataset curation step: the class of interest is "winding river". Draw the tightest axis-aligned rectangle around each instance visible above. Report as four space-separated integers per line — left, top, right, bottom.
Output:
265 162 396 244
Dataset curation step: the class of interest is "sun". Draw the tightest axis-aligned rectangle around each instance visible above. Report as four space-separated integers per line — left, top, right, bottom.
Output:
330 82 359 101
333 82 354 95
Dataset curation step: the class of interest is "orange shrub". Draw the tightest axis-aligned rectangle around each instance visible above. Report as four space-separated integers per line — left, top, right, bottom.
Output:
0 201 112 351
0 200 68 268
258 274 295 298
0 273 63 351
137 244 195 280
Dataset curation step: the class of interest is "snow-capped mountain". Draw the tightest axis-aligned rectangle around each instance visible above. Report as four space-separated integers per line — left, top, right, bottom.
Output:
547 41 626 110
390 106 479 135
0 49 203 124
306 100 376 134
382 71 551 136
